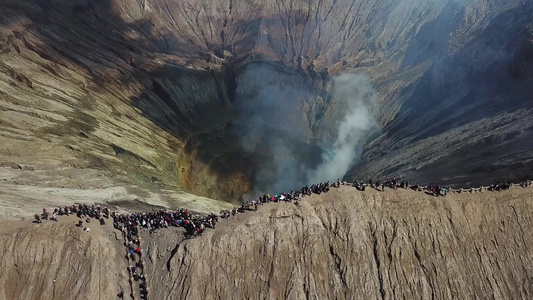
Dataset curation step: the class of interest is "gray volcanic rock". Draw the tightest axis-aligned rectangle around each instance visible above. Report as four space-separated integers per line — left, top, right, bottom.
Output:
0 0 532 199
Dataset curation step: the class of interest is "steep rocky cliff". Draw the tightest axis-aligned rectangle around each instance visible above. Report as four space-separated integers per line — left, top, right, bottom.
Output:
159 186 533 299
1 0 532 198
0 217 130 299
2 186 533 299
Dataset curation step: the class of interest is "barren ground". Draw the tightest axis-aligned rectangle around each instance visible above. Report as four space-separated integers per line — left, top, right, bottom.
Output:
1 184 533 299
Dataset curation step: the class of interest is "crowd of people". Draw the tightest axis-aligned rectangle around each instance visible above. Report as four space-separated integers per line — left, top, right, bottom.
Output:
34 204 109 225
30 176 532 298
348 178 532 197
112 209 219 239
223 180 343 218
119 217 148 299
33 178 533 227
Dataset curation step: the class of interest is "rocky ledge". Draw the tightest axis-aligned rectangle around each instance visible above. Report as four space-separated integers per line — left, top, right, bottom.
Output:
1 185 533 299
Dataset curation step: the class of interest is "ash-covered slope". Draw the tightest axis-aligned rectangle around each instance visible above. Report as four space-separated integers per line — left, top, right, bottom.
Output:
0 0 532 202
2 186 533 299
159 186 533 299
0 217 130 299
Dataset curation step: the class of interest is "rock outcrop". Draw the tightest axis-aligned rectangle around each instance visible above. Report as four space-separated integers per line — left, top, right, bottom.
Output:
2 186 533 299
160 186 533 299
0 217 130 299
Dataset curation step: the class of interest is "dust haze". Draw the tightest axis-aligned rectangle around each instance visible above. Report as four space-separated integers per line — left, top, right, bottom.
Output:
235 65 377 196
307 73 377 184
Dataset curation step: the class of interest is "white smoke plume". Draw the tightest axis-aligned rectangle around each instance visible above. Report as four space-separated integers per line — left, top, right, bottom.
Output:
235 65 378 197
306 73 377 184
